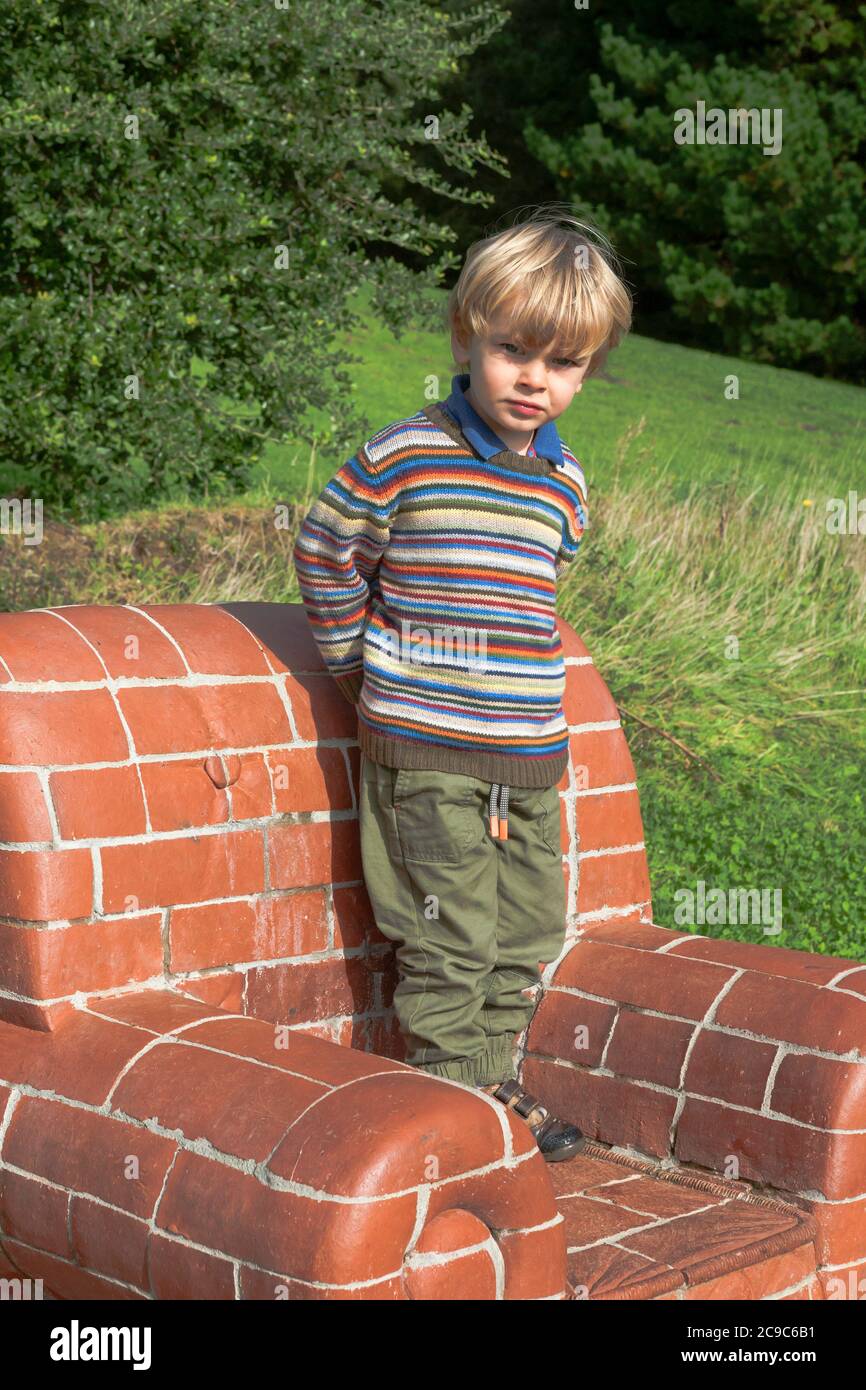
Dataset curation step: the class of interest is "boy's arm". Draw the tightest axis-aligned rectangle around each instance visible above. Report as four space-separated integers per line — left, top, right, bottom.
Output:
292 447 396 704
554 468 589 580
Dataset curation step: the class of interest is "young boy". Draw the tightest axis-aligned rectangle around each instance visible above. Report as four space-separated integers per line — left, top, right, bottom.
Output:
293 208 632 1160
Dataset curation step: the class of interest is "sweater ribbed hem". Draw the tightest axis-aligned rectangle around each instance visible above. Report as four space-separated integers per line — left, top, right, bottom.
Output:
356 721 567 790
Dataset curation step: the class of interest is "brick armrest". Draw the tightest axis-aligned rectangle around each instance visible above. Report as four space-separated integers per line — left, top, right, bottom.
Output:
523 920 866 1274
0 992 566 1300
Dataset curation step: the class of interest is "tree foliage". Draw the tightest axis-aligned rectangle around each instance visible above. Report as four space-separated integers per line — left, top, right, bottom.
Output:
521 0 866 380
0 0 507 519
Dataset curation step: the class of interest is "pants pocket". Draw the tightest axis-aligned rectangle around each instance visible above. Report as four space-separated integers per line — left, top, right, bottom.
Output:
533 785 562 857
393 768 478 864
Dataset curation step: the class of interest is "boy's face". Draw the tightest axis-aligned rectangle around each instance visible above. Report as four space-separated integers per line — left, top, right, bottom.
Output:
451 315 590 450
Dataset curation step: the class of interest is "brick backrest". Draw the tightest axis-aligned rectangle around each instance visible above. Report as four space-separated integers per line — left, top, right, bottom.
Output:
0 602 651 1035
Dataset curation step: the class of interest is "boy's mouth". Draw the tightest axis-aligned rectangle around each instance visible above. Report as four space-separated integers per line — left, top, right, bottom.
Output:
504 399 544 416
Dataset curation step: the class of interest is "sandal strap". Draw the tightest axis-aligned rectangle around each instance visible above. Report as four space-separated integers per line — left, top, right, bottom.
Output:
513 1092 548 1123
489 1078 521 1105
488 1080 549 1126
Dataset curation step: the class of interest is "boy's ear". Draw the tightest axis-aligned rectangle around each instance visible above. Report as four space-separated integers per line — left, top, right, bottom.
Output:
450 319 472 366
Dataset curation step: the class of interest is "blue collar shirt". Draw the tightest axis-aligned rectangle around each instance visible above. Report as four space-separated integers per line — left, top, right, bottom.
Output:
440 372 565 469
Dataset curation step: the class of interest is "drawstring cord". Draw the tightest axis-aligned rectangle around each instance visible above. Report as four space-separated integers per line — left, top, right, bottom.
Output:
488 783 509 840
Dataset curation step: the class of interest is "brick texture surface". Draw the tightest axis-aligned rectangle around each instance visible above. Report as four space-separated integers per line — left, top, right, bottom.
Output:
0 602 861 1302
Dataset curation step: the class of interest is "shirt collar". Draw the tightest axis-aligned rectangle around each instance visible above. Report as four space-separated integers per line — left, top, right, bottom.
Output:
442 373 565 468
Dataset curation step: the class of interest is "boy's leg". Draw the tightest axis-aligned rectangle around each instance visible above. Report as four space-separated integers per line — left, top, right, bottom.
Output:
479 782 568 1056
358 754 508 1086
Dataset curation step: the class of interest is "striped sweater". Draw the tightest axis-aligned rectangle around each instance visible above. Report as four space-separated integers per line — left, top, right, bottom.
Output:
292 372 588 788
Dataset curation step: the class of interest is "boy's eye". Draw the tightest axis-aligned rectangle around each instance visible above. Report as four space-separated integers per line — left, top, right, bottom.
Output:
498 341 582 368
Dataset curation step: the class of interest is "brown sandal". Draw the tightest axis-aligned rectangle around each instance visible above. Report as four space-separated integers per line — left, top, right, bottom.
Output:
480 1078 584 1162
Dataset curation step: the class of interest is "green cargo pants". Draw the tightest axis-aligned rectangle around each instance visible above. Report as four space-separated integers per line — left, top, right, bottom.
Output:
359 753 568 1087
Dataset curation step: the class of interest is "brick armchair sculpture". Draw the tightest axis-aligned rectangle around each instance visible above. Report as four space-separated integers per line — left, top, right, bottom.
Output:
0 601 863 1300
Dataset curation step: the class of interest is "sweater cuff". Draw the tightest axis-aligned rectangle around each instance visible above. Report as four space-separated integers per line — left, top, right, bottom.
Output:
334 670 364 705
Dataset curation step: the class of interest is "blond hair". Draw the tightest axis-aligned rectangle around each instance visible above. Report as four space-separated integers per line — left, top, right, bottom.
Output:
447 205 633 378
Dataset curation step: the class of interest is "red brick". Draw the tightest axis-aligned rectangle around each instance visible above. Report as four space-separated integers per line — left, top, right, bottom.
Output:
139 758 230 831
287 673 360 743
156 1149 418 1284
0 1238 148 1300
239 1265 404 1299
268 1072 519 1194
170 891 328 972
525 989 618 1067
86 988 230 1034
0 846 93 921
667 933 853 983
0 1010 161 1104
805 1195 866 1267
215 603 321 677
561 660 619 725
568 726 637 791
557 621 591 659
682 1028 778 1108
50 765 148 840
684 1241 820 1299
3 1096 178 1217
523 1054 678 1155
404 1210 498 1299
498 1224 569 1299
0 689 130 764
111 1040 329 1162
228 752 273 820
100 828 264 911
117 681 292 756
605 1010 697 1089
178 1012 408 1086
577 846 652 917
0 611 107 681
0 1170 71 1258
714 972 866 1053
176 973 245 1014
675 1095 866 1200
268 745 354 813
148 1231 237 1299
269 819 363 889
430 1148 560 1234
39 605 188 679
331 883 374 950
576 787 645 853
0 914 162 998
246 955 374 1026
70 1196 150 1290
554 938 736 1019
577 920 686 950
135 604 277 676
0 771 52 841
